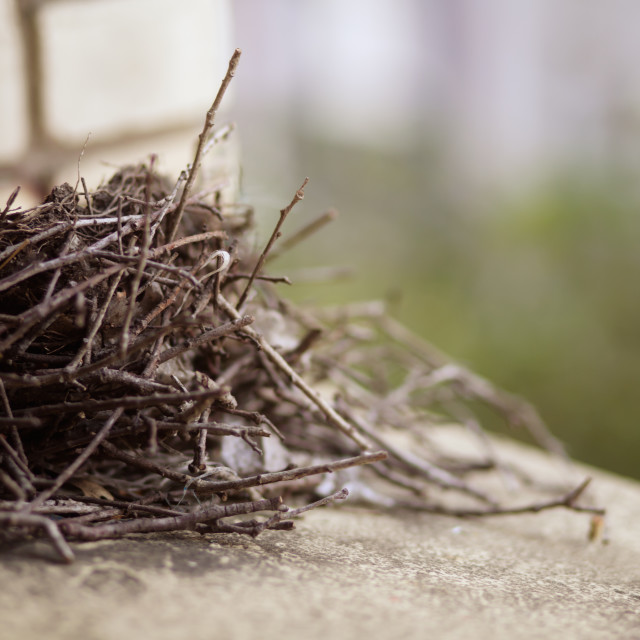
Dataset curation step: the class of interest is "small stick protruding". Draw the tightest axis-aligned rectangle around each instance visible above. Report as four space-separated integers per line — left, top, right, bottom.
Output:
165 48 242 242
236 177 309 310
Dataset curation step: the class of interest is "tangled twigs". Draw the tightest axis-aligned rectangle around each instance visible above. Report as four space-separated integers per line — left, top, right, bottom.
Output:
218 293 371 450
0 50 603 564
99 441 385 497
59 496 284 542
30 408 124 509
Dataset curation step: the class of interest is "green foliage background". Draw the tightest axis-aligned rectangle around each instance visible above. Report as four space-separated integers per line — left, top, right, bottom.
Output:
248 135 640 480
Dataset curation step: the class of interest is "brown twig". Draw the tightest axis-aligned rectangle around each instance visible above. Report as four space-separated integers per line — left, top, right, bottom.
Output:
0 512 74 563
0 186 20 224
165 48 241 242
59 495 282 541
100 440 385 497
236 177 309 310
15 388 227 418
155 315 254 365
397 478 604 517
267 208 338 263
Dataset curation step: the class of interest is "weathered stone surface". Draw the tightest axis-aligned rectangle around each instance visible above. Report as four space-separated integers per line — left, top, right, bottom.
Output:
1 440 639 640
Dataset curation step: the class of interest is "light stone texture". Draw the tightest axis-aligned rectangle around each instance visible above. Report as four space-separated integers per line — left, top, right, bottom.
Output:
0 436 639 640
0 0 29 162
39 0 233 144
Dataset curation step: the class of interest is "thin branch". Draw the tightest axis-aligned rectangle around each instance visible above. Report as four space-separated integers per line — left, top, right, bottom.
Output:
398 478 604 517
247 488 350 536
100 441 385 496
338 400 494 504
236 177 308 310
15 388 228 418
267 208 338 263
187 450 388 495
0 512 74 563
0 379 27 465
92 250 202 287
155 315 254 365
66 271 123 369
154 420 271 438
165 48 241 242
0 186 20 224
60 496 283 541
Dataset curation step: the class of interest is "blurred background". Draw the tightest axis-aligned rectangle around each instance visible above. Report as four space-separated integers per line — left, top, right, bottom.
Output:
231 0 640 480
1 0 638 479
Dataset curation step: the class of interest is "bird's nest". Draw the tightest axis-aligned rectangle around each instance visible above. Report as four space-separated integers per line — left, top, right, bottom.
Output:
0 51 603 562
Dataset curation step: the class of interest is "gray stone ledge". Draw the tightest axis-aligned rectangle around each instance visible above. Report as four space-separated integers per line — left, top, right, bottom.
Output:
1 439 639 640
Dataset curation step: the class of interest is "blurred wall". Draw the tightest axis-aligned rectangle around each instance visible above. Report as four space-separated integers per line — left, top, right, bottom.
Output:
233 0 640 190
231 1 640 479
0 0 237 207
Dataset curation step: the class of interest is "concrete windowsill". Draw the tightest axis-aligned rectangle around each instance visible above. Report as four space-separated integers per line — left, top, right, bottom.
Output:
1 436 639 640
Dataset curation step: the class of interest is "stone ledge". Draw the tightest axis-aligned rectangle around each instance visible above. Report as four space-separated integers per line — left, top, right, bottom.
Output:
0 439 638 640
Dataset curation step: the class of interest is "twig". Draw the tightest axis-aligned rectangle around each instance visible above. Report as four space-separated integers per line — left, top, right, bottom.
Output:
236 177 308 310
149 230 227 258
337 400 494 504
267 208 338 263
121 164 153 356
201 122 235 157
0 512 74 563
42 225 77 303
398 478 604 517
0 416 42 430
249 488 350 536
281 487 349 519
190 420 209 473
0 379 27 465
186 450 387 495
0 186 20 224
81 177 94 217
155 315 254 365
15 388 227 417
0 434 33 483
68 496 186 518
92 250 202 287
60 496 283 541
154 420 270 438
165 48 241 242
66 271 123 369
